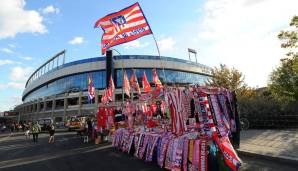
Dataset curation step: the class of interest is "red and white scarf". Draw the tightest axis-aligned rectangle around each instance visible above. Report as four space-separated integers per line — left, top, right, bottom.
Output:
166 88 187 135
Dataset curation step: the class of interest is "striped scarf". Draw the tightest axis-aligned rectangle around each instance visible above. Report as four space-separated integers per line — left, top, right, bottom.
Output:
194 91 216 138
210 94 229 137
166 88 187 135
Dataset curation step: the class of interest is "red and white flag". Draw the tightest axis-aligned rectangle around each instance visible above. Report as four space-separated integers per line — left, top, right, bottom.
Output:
107 75 115 101
123 70 131 97
94 2 152 54
142 71 151 93
152 69 163 88
101 89 108 105
130 70 141 94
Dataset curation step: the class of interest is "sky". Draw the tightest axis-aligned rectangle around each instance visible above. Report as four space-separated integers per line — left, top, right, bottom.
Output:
0 0 297 112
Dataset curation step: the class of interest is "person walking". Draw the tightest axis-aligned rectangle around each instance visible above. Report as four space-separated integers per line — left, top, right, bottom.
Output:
31 121 41 143
48 123 55 144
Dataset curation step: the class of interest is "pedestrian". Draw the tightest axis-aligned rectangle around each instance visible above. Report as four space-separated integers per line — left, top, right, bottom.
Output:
24 122 31 140
10 122 15 136
31 121 41 143
48 123 55 144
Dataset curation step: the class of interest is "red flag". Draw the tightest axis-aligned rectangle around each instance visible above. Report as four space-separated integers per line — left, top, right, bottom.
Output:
101 89 108 104
109 75 115 92
152 69 163 88
142 71 151 93
123 70 131 97
130 70 141 94
106 76 115 102
94 2 152 55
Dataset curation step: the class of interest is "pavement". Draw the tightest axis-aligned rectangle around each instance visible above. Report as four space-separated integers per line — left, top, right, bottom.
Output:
0 129 297 170
238 129 298 166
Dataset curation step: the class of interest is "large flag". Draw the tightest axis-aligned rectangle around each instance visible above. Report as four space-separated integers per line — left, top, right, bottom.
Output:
142 71 151 93
88 75 95 103
123 70 131 97
130 70 141 94
94 2 153 54
152 69 163 88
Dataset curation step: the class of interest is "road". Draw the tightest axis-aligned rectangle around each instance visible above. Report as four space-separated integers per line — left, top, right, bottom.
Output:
0 132 296 171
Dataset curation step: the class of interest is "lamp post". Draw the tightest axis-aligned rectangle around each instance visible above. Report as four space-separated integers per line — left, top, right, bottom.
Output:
188 48 197 63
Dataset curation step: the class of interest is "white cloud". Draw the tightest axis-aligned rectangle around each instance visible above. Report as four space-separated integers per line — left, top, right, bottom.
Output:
0 59 18 65
158 37 176 51
42 5 60 14
8 44 16 48
191 0 298 87
0 48 14 54
0 82 24 90
0 0 47 39
7 82 24 89
124 40 150 49
68 37 84 45
0 96 22 111
20 56 33 60
10 66 33 81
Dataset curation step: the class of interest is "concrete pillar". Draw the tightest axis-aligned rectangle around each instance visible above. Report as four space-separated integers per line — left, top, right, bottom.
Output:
36 99 41 121
43 98 46 112
63 93 68 121
78 91 82 116
51 97 56 119
95 90 99 115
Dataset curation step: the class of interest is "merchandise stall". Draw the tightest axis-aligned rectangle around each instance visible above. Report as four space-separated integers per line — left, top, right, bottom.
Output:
97 85 242 171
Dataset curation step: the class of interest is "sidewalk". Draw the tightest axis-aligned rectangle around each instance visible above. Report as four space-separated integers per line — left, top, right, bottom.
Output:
238 129 298 164
0 128 69 138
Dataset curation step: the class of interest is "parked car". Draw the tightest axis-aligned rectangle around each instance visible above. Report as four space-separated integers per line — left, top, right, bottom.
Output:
66 116 84 131
38 118 53 132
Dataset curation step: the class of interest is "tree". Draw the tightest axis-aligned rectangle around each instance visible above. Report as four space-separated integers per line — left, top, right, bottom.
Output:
269 16 298 101
206 64 252 96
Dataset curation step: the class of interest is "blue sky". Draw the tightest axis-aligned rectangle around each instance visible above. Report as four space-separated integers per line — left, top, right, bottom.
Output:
0 0 297 111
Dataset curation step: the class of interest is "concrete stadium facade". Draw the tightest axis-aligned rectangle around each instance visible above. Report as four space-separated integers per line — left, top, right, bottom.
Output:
14 55 212 122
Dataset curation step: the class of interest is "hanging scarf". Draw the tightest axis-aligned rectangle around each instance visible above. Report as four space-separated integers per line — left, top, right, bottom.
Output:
147 135 160 162
213 134 241 171
210 94 229 137
138 134 149 159
173 137 185 171
158 136 170 167
167 88 186 135
188 139 194 171
197 91 216 138
135 133 145 157
165 139 174 170
182 138 189 171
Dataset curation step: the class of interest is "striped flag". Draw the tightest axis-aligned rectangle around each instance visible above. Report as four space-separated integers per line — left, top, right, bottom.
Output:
152 69 163 88
130 70 141 94
88 75 95 103
107 75 115 101
123 70 131 97
94 2 152 54
142 71 151 93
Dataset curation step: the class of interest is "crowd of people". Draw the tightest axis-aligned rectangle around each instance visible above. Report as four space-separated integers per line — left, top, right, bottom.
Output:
0 121 55 144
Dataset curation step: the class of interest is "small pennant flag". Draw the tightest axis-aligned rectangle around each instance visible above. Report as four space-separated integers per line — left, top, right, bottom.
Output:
142 71 151 93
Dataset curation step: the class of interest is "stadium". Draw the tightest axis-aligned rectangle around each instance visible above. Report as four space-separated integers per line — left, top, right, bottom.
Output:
14 50 212 122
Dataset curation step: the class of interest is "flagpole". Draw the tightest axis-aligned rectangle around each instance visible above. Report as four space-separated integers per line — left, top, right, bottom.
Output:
110 48 124 105
152 34 167 85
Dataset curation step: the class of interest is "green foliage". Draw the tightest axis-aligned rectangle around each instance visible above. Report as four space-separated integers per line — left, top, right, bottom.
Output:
206 64 247 96
269 16 298 101
237 87 298 128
